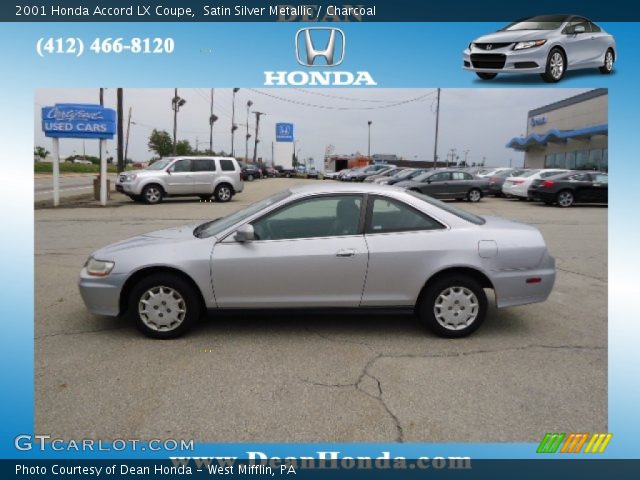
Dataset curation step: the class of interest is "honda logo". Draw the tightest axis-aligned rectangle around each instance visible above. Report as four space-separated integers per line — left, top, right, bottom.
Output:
486 44 493 50
295 28 345 67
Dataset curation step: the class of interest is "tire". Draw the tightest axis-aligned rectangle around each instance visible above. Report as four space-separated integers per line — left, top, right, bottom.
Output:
556 190 574 208
199 195 213 202
127 273 201 339
247 174 254 182
476 72 497 80
599 49 614 74
141 184 163 204
467 188 482 202
214 183 233 202
417 274 487 338
541 48 566 83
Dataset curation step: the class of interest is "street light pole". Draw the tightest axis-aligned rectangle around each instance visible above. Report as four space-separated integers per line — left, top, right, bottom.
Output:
432 87 441 169
245 100 253 162
252 111 266 164
367 120 372 161
231 88 239 156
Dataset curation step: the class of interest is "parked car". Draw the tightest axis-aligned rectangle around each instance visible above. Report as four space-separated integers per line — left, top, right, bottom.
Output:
486 168 529 196
341 164 389 182
323 170 341 180
502 169 568 199
373 168 414 184
528 171 608 207
463 14 616 82
79 183 555 339
239 162 262 181
477 167 516 178
397 169 490 202
363 167 400 183
274 165 296 178
115 156 243 204
264 166 279 178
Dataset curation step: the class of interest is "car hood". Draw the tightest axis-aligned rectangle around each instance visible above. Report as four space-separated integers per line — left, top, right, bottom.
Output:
474 30 552 44
92 224 201 258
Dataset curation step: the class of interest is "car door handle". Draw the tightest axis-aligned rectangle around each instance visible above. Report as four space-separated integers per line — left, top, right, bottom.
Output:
336 248 357 257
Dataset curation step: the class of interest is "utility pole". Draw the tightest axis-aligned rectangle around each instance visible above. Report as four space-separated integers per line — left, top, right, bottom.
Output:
171 88 186 155
432 88 440 169
252 111 266 164
231 88 239 156
271 141 274 166
463 149 470 167
98 88 104 165
245 100 253 161
124 107 132 165
117 88 124 173
208 88 216 153
367 120 372 161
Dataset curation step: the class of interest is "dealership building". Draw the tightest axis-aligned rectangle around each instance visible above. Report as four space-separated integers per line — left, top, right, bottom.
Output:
507 88 608 172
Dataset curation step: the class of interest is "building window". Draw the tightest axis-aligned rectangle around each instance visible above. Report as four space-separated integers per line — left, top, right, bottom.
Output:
575 150 589 169
588 149 603 170
601 148 608 172
544 154 554 168
566 151 576 169
554 152 566 168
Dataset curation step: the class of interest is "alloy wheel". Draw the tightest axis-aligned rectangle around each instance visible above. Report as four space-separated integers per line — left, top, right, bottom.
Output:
557 191 574 207
550 52 564 80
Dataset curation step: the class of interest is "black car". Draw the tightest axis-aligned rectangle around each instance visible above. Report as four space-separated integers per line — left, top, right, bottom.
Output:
528 171 608 207
396 170 490 202
239 162 262 181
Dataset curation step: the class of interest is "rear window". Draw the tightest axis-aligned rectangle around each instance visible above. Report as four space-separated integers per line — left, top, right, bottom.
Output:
407 191 486 225
220 159 236 171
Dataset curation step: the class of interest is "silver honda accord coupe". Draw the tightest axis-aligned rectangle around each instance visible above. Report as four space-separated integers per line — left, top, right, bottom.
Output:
79 183 555 339
463 14 616 82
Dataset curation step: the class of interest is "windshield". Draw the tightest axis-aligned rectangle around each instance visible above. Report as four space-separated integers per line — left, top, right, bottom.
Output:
412 172 431 182
407 191 486 225
145 158 172 171
502 15 567 31
395 169 416 179
194 191 291 238
518 170 539 178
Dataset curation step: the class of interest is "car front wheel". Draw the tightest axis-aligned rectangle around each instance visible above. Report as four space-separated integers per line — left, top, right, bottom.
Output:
128 273 201 339
141 184 163 204
541 48 565 83
599 49 614 74
417 274 487 338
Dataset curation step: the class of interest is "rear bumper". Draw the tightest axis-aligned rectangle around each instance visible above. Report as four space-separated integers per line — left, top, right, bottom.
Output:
492 253 556 308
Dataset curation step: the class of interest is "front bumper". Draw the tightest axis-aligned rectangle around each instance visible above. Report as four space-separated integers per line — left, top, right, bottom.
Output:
78 268 128 317
463 44 548 74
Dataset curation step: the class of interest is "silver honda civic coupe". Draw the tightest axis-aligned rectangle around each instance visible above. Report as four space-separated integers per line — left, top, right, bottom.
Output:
79 183 555 339
463 14 616 82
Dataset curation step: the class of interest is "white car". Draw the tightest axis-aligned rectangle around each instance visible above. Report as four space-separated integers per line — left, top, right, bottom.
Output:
477 167 515 178
502 169 568 198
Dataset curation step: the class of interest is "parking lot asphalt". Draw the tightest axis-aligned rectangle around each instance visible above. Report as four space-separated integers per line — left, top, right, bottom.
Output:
35 178 607 442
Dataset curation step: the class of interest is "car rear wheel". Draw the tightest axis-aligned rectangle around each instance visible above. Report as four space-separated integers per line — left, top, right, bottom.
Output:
214 184 233 202
599 49 614 74
417 274 487 338
128 273 201 339
541 48 565 83
467 188 482 202
556 190 574 207
141 184 163 204
476 72 497 80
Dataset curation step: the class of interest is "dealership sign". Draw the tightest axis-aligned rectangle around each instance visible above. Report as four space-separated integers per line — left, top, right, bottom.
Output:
41 103 116 139
275 123 294 142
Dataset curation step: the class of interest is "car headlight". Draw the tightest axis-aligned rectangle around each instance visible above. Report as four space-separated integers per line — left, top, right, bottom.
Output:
85 257 115 277
469 42 475 49
124 173 137 182
513 40 547 50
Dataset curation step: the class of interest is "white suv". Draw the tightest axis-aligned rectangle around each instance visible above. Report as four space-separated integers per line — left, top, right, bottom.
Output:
116 156 244 204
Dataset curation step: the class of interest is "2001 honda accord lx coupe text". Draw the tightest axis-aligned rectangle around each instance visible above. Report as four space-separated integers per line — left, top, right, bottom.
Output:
463 14 616 82
79 184 555 339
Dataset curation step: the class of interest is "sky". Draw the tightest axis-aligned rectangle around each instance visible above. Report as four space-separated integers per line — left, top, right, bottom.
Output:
34 88 590 169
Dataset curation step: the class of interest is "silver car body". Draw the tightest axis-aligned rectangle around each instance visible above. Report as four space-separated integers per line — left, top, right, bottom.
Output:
116 156 244 198
80 183 555 318
463 15 616 76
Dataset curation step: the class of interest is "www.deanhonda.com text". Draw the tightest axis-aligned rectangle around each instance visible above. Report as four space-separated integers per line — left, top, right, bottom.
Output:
171 452 472 471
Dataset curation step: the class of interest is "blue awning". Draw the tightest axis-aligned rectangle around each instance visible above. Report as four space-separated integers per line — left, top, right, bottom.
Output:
507 124 608 151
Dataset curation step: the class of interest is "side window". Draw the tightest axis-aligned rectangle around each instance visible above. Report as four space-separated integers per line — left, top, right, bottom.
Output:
220 159 236 171
428 172 451 182
589 22 601 33
251 195 362 241
594 174 608 183
452 172 472 180
540 170 562 178
367 197 444 234
192 159 215 172
570 173 590 181
170 159 191 173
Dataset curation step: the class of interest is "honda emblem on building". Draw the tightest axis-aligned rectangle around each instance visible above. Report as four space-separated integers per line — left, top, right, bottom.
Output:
295 28 345 67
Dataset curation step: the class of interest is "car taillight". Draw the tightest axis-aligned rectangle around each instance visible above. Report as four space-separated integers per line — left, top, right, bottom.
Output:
542 180 555 188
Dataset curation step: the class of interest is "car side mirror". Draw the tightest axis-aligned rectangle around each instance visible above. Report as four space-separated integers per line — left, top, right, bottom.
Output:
426 179 432 184
574 25 586 34
234 224 255 243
